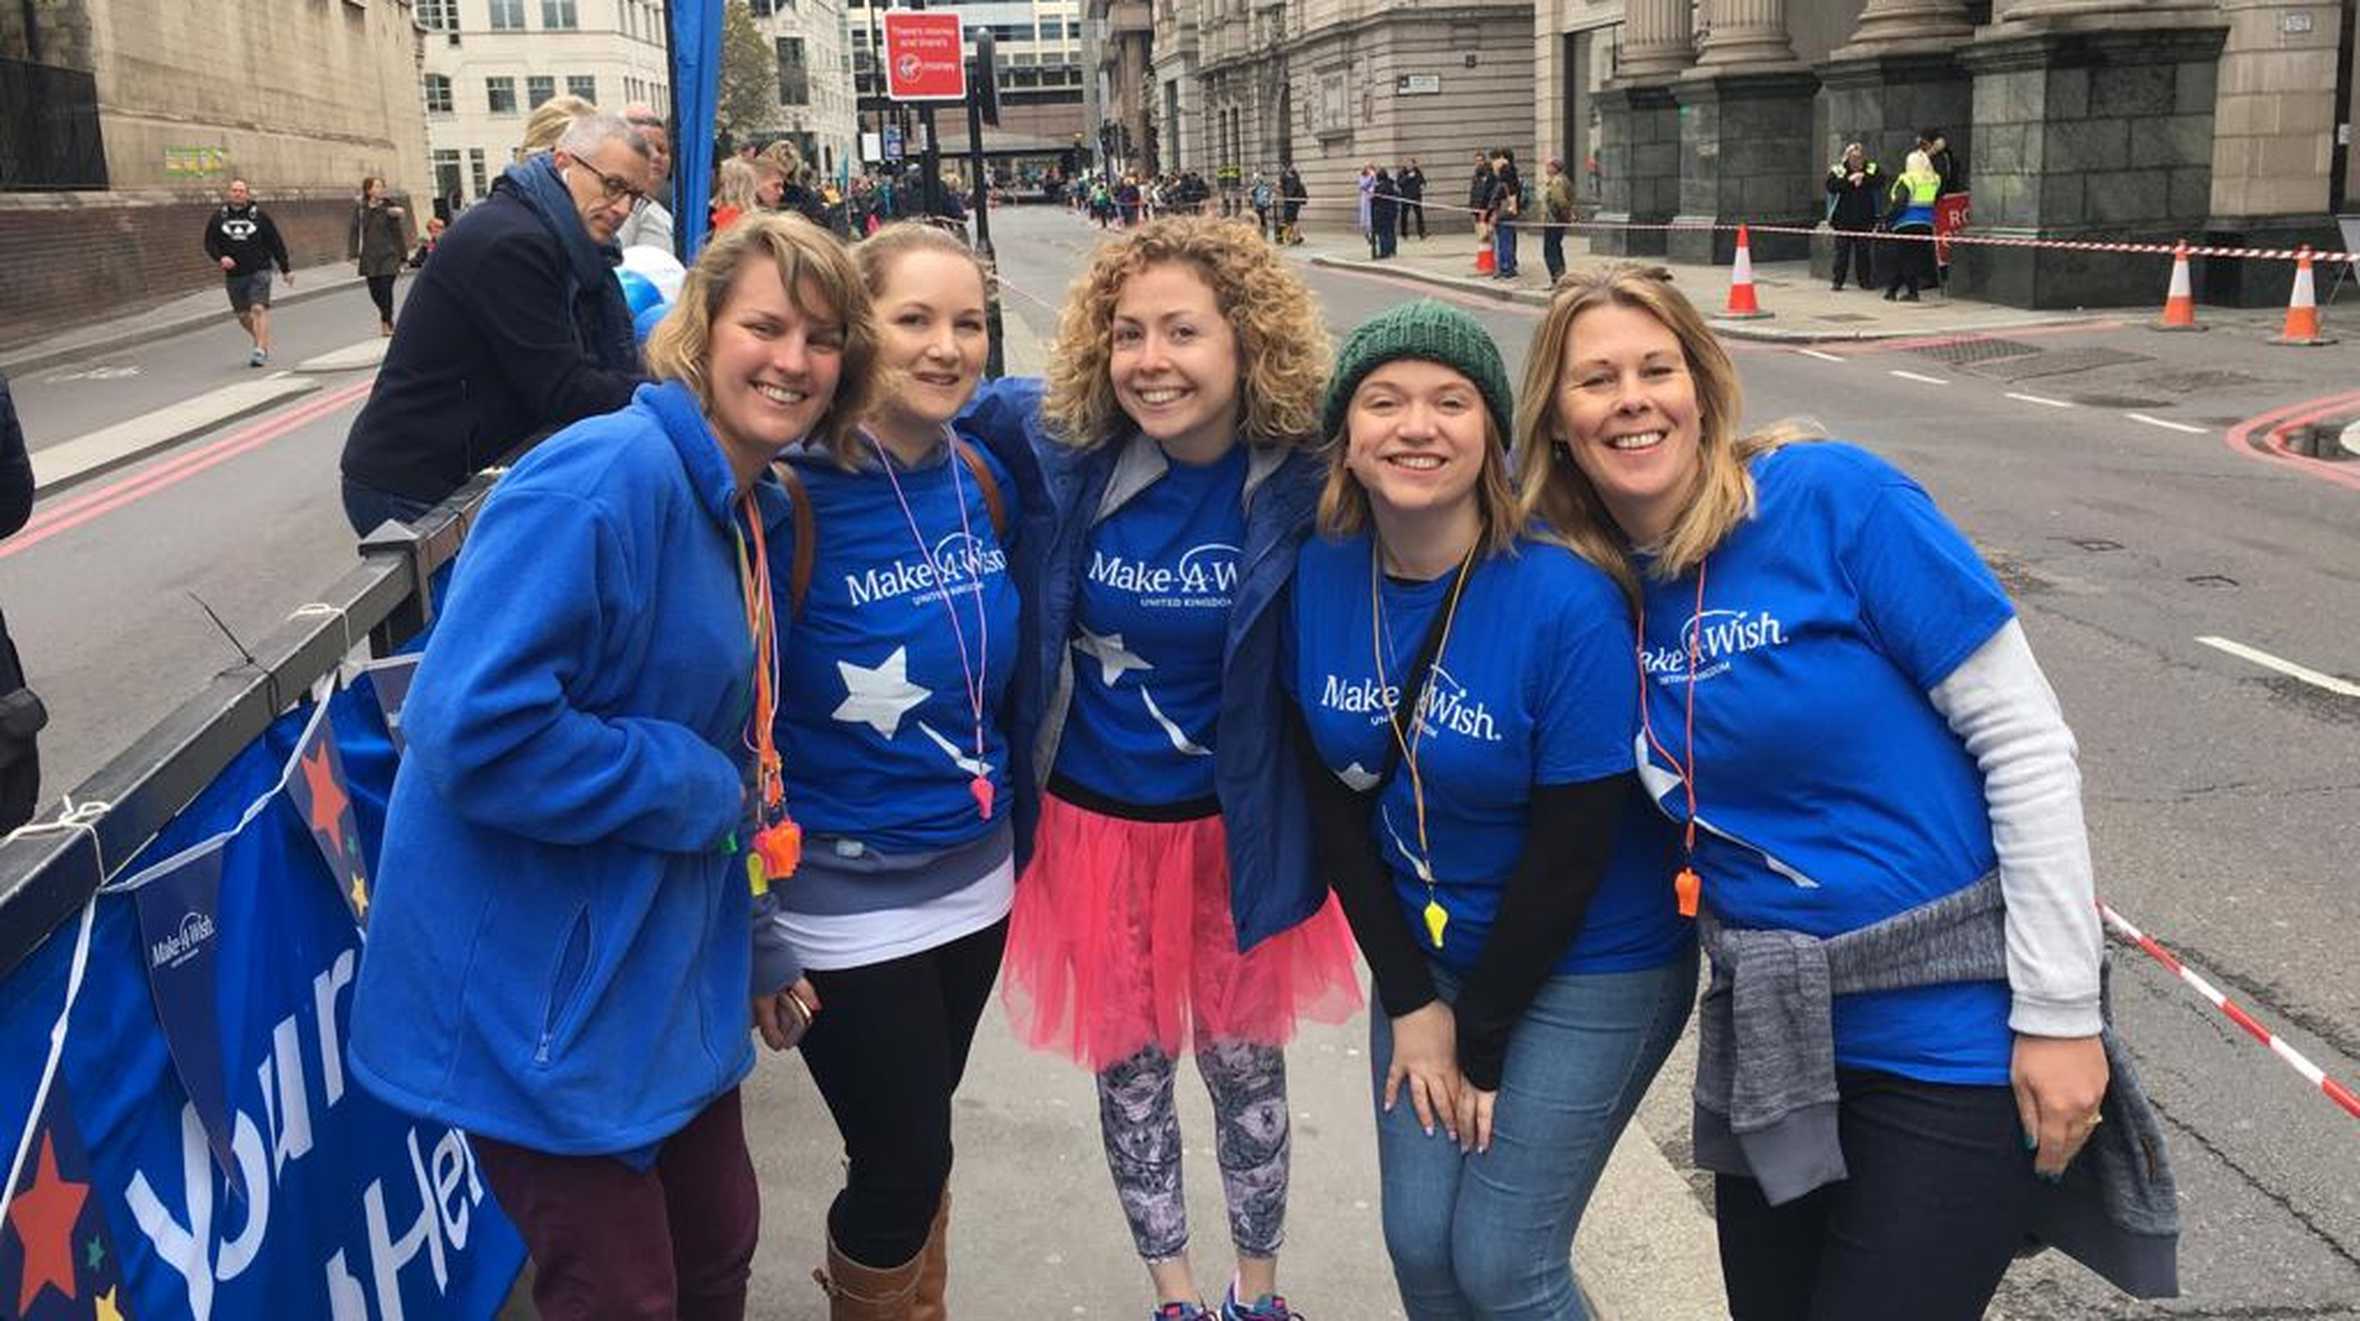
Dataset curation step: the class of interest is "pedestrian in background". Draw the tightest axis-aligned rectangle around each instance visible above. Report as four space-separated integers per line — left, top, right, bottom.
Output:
1280 166 1307 244
1397 159 1426 242
202 178 292 368
1521 262 2176 1321
1488 151 1522 280
407 215 446 268
1541 156 1576 283
0 370 42 833
1370 168 1399 260
519 93 598 157
1883 149 1940 302
712 158 761 233
1294 300 1694 1318
350 211 876 1321
1357 164 1378 248
1824 143 1880 292
350 175 410 337
1251 172 1275 241
961 216 1362 1321
339 113 652 535
761 222 1021 1319
1467 151 1495 239
615 103 677 254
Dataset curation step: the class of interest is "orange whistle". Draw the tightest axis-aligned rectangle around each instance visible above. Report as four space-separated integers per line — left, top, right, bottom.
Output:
756 819 802 882
1673 867 1701 919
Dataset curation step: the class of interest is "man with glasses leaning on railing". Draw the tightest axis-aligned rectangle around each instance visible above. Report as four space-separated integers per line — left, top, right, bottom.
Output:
337 112 654 538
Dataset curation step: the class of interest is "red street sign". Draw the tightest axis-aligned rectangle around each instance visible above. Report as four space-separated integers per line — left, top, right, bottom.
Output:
883 10 966 102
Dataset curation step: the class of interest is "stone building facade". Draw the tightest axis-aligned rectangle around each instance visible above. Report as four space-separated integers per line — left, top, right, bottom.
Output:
1545 0 2355 308
1092 0 1156 173
751 0 858 179
0 0 430 348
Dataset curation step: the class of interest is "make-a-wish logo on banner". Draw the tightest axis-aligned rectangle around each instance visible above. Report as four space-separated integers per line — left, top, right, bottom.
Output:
0 681 522 1321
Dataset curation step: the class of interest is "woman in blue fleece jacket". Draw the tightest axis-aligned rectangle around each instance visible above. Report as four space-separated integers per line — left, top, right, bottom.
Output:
348 213 877 1321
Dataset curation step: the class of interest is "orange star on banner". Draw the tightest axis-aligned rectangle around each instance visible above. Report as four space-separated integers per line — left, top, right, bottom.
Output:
300 738 351 859
7 1131 88 1312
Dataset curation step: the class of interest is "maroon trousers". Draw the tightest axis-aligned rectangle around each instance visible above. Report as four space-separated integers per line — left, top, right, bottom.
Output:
474 1087 759 1321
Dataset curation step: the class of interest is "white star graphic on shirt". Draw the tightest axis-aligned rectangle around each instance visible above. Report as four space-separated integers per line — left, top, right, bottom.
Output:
1336 762 1380 792
1072 626 1155 686
833 646 932 739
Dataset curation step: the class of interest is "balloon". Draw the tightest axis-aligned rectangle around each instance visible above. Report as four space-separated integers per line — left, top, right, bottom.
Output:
619 244 687 302
616 269 664 318
633 300 671 345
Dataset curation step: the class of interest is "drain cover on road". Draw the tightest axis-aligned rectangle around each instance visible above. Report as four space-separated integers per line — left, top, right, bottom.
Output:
1909 337 2044 367
1983 347 2155 380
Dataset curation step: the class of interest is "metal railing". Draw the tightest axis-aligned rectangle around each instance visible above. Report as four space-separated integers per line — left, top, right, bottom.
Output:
0 58 108 191
0 475 499 979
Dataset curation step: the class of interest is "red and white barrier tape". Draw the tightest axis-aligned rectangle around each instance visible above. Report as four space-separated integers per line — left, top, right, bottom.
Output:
2098 900 2360 1122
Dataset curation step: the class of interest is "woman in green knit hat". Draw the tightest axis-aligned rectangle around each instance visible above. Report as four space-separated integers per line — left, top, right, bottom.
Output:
1284 299 1697 1319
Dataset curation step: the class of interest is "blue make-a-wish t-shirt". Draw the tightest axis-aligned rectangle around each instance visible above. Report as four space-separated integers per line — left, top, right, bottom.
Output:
772 440 1020 852
1290 531 1689 977
1053 443 1247 806
1634 442 2017 1084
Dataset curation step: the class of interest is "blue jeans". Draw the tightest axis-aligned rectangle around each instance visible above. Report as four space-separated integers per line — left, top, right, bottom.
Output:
340 476 438 539
1493 219 1519 276
1371 944 1698 1320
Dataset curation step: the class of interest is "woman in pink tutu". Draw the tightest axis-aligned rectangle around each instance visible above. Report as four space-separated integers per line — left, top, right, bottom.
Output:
958 216 1362 1321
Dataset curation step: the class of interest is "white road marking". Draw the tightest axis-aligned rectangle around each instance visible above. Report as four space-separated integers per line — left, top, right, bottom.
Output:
2196 636 2360 698
2127 412 2208 435
29 376 320 491
2004 392 2074 408
1795 348 1846 363
1889 369 1949 385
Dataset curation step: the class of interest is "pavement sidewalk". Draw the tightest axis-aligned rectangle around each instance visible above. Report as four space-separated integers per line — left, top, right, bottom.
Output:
0 259 378 378
1285 222 2122 344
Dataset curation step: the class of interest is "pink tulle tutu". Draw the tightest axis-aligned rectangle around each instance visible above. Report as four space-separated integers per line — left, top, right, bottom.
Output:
1002 792 1364 1070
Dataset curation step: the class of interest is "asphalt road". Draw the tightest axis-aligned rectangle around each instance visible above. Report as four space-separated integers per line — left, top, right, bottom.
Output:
7 208 2358 1318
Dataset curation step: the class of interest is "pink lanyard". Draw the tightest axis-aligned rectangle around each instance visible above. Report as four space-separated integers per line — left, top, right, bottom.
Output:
869 429 996 820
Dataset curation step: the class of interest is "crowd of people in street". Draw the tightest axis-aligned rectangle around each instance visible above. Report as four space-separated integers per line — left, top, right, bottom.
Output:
299 74 2175 1316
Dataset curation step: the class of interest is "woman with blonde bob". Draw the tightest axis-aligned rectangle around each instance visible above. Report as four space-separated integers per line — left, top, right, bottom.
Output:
1286 300 1691 1319
750 222 1026 1318
352 211 873 1321
960 216 1361 1321
1513 264 2178 1319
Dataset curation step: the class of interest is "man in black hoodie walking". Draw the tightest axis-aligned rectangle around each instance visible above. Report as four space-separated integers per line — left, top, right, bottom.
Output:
203 179 294 367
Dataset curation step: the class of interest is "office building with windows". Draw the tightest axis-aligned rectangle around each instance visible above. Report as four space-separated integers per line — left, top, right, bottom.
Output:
417 0 672 217
748 0 859 180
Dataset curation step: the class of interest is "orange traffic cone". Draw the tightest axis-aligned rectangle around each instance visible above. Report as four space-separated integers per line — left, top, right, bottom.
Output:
1723 225 1770 319
2153 240 2205 332
2268 246 2337 346
1475 236 1496 276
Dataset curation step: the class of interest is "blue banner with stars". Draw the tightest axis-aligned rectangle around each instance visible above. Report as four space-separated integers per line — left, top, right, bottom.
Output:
0 674 523 1319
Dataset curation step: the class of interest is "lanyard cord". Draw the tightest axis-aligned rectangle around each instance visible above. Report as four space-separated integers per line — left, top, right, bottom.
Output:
1635 554 1707 916
733 490 782 813
869 429 989 765
1369 534 1479 909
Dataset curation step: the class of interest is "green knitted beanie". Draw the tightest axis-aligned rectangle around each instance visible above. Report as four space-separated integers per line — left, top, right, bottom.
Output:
1322 300 1515 446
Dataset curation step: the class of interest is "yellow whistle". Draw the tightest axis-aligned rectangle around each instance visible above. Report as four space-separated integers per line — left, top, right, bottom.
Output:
746 851 770 898
1423 898 1449 948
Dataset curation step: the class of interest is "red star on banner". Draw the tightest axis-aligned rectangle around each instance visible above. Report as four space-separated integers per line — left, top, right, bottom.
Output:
8 1131 88 1312
300 738 351 859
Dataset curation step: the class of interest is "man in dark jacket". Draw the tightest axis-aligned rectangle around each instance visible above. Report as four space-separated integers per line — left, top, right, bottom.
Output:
1824 142 1881 291
0 372 41 831
1279 166 1307 244
338 113 652 537
1397 159 1426 240
203 179 294 368
1468 150 1495 236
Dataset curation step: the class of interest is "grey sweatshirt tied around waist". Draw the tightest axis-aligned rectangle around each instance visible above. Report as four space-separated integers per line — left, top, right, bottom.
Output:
1693 871 2180 1299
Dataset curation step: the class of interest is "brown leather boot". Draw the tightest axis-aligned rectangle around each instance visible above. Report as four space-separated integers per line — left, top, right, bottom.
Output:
813 1233 922 1321
912 1190 951 1321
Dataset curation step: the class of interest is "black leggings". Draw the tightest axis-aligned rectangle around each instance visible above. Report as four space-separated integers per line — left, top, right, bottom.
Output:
795 918 1009 1268
366 274 396 322
1714 1068 2037 1321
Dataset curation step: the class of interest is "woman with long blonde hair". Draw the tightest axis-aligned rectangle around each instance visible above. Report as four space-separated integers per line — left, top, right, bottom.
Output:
961 216 1362 1321
1514 264 2177 1319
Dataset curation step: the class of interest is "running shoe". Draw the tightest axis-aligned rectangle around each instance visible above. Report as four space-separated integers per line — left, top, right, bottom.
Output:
1222 1286 1299 1320
1153 1304 1209 1320
249 347 267 367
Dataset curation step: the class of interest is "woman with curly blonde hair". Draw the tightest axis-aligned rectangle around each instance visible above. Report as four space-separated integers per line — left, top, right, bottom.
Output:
960 216 1361 1321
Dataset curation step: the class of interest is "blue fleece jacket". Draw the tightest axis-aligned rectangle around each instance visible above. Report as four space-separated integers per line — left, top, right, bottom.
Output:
349 380 766 1155
958 377 1327 951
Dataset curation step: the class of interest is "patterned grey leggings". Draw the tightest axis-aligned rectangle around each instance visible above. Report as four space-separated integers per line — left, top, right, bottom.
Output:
1096 1039 1290 1262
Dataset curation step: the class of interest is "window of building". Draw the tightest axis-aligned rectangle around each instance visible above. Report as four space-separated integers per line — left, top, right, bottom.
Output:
776 37 810 106
469 148 489 198
433 148 462 202
423 73 454 114
527 75 556 108
487 75 518 114
488 0 524 30
568 74 596 102
417 0 459 31
541 0 578 30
